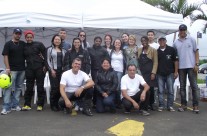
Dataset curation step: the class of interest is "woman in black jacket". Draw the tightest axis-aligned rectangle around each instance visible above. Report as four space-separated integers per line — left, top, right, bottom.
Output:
95 58 118 113
22 30 46 111
64 37 91 74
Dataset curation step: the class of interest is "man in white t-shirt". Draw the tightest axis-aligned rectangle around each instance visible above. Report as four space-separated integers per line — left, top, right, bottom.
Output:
59 58 94 116
138 34 159 50
147 30 160 50
121 64 150 116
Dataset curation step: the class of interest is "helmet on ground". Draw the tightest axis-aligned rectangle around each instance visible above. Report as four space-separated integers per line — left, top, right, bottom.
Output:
0 74 12 89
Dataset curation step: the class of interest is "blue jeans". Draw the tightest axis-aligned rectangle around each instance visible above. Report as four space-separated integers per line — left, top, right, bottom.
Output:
157 73 174 108
179 68 199 106
3 71 25 111
96 93 115 113
115 71 123 104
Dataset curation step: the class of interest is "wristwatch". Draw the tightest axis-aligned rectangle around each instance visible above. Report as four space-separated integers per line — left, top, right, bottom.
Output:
196 63 199 66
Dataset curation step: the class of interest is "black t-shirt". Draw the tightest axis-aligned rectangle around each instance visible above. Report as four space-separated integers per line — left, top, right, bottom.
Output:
2 40 26 71
157 45 178 76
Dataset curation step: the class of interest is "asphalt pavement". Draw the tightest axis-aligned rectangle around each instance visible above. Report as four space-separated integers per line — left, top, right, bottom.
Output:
0 96 206 136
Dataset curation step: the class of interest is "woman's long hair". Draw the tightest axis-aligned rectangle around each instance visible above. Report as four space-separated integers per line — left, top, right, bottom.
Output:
104 34 113 49
71 37 83 52
112 38 123 51
78 30 87 48
51 34 62 49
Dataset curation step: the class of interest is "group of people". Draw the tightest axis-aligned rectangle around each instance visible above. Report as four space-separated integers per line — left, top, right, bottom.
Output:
1 24 200 116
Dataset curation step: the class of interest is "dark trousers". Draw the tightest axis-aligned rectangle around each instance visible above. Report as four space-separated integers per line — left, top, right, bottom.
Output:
91 69 98 105
179 68 199 106
122 90 150 111
59 88 93 109
49 69 62 108
149 87 154 106
96 93 115 113
24 67 45 107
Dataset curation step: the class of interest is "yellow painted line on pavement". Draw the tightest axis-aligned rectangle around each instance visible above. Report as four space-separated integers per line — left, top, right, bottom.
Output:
165 99 193 111
173 101 193 111
164 99 193 111
107 120 144 136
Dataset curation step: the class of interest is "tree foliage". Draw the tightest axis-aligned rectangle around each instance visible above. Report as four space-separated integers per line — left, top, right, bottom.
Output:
142 0 207 32
142 0 198 18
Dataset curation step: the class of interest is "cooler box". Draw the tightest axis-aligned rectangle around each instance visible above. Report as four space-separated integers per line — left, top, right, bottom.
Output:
200 87 207 101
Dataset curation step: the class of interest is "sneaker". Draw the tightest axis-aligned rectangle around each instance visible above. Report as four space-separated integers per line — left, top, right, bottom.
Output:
22 105 32 111
124 109 131 114
193 106 199 114
11 106 22 111
82 108 93 116
168 107 175 112
139 110 150 116
1 109 11 115
1 109 8 115
178 105 187 112
71 109 78 116
64 108 72 114
148 105 154 111
74 105 79 111
37 106 43 111
79 107 83 111
158 107 164 112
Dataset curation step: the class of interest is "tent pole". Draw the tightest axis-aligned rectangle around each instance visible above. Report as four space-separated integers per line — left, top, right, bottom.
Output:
4 27 8 43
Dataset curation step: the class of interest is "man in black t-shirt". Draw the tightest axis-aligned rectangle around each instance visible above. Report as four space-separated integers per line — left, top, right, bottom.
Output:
1 28 25 115
157 36 178 112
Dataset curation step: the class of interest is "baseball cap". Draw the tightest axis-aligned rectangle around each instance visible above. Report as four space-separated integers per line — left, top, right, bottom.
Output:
158 36 166 41
179 24 187 31
13 28 22 34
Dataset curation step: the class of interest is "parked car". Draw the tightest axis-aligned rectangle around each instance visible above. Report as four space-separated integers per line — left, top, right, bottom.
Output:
199 63 207 74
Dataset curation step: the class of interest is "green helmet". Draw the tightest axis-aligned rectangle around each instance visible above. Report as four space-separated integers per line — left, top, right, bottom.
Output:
0 74 12 89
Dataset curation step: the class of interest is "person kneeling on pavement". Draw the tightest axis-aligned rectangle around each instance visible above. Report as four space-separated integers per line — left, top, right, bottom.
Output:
121 64 150 116
59 58 94 116
95 58 118 113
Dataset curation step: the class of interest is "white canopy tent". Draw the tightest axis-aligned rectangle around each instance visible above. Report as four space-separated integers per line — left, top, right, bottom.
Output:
0 0 183 67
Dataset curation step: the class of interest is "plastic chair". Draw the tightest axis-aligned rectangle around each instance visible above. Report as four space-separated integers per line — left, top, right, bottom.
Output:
22 80 26 96
0 88 2 97
0 69 5 97
174 75 191 101
34 72 50 104
44 72 51 104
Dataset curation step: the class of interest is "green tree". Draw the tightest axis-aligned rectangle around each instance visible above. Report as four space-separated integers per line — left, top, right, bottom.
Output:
194 2 207 33
142 0 198 18
142 0 207 29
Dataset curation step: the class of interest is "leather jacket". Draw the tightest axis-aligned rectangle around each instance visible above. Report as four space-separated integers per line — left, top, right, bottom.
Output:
95 67 118 96
88 45 109 70
24 41 46 69
63 49 91 74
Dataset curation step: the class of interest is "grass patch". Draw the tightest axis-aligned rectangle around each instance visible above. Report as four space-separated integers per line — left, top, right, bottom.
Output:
197 79 206 84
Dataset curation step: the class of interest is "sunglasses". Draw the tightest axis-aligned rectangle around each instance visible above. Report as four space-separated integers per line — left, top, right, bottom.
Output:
79 35 85 37
179 29 186 31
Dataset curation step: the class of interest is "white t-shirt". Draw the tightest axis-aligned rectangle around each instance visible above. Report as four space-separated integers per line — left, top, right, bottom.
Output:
121 74 146 98
149 42 159 50
111 51 124 72
60 69 90 93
